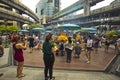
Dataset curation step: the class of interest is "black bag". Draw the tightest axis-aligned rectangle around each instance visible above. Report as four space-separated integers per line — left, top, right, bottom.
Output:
0 49 3 57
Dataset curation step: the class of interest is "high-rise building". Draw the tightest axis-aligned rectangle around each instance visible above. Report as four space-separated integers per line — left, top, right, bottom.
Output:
36 0 60 24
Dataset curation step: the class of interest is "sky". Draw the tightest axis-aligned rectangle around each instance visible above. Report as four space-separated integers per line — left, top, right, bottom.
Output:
22 0 114 13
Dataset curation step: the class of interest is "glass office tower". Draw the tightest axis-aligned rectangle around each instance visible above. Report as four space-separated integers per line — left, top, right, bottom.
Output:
36 0 60 24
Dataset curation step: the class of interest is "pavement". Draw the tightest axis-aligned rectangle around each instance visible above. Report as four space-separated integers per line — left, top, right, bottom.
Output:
23 45 117 71
0 66 120 80
0 45 120 80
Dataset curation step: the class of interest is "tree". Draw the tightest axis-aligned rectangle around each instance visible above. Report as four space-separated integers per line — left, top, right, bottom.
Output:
29 23 44 30
106 30 118 38
0 25 6 33
7 26 19 33
0 25 19 34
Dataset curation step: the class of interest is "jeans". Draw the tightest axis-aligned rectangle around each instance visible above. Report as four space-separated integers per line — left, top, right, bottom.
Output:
43 54 55 79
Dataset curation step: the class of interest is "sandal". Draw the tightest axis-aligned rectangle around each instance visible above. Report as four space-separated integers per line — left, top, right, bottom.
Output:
17 74 26 78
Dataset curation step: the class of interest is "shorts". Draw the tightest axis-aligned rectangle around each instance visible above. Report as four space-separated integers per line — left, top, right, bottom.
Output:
86 47 92 51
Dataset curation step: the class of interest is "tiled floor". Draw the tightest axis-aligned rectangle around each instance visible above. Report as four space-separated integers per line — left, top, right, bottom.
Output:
24 46 116 71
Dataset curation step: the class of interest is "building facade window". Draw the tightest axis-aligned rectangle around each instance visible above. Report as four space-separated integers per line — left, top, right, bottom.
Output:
41 9 44 15
36 8 37 13
48 0 53 3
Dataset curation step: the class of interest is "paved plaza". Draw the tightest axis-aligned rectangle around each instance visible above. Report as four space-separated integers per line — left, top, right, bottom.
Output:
0 46 120 80
24 45 116 71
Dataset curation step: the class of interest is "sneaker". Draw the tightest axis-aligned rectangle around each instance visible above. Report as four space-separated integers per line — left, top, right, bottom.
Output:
86 59 88 61
86 61 90 64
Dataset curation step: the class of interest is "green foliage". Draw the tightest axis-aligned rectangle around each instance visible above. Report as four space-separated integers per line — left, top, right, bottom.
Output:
29 23 44 30
0 25 6 32
0 25 19 33
106 30 118 38
7 25 19 32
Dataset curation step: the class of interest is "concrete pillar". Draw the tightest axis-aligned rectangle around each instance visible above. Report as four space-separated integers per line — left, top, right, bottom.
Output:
84 0 90 16
17 22 23 29
12 8 23 28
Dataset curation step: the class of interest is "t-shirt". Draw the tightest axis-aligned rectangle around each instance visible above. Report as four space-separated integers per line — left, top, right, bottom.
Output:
86 39 93 47
28 37 34 44
65 42 73 50
42 42 54 54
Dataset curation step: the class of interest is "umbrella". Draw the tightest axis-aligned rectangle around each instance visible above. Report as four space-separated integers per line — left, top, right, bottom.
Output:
116 30 120 33
19 29 29 32
58 24 81 29
81 28 97 33
32 28 45 32
81 28 97 31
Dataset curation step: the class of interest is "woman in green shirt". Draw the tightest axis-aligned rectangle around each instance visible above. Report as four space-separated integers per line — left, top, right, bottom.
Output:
42 34 55 80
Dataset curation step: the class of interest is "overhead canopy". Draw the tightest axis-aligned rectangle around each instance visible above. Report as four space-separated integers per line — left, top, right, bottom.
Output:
76 28 97 34
58 24 81 29
31 28 45 32
19 29 29 33
116 30 120 33
81 28 97 31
